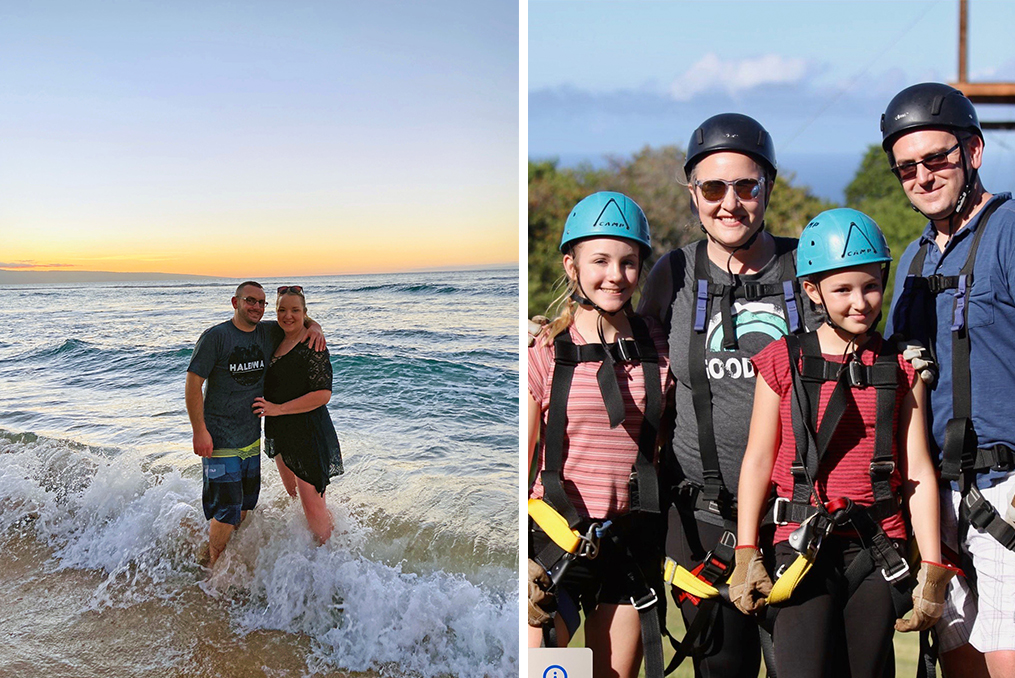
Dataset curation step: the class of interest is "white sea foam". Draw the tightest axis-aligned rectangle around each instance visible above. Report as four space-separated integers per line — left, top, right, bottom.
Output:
0 432 518 677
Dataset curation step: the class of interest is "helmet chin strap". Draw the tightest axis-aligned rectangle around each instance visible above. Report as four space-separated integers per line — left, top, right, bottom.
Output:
570 276 629 319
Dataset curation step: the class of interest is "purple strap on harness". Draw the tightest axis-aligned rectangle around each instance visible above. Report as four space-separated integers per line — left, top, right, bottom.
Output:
694 280 708 332
951 274 968 332
783 280 800 333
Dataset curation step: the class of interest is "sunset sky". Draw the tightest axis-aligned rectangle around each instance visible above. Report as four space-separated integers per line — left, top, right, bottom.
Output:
1 1 519 277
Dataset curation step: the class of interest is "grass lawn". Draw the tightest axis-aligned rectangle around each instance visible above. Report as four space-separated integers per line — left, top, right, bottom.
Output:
565 598 924 677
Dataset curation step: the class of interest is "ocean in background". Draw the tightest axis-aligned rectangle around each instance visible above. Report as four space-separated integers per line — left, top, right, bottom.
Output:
0 267 519 677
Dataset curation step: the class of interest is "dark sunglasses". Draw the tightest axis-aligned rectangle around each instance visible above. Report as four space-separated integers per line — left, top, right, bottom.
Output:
277 285 304 296
891 143 961 181
693 177 764 203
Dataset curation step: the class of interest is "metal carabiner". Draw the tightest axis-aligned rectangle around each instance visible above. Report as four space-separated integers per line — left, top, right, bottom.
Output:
788 512 827 557
578 522 602 560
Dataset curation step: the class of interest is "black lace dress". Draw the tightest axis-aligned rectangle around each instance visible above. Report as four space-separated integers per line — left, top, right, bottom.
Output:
263 343 343 495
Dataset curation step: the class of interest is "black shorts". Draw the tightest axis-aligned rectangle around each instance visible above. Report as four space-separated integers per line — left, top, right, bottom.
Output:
529 516 663 615
202 455 261 525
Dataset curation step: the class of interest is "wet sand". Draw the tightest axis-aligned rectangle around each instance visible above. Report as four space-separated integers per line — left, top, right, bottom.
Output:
0 536 382 678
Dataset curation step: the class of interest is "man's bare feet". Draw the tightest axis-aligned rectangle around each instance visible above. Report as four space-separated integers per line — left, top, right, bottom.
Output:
197 543 211 568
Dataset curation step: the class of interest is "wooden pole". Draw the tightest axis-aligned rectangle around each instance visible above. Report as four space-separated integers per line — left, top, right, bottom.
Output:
959 0 968 83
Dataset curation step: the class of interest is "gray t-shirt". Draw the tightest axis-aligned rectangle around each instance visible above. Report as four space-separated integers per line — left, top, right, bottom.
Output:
639 237 821 522
187 320 282 450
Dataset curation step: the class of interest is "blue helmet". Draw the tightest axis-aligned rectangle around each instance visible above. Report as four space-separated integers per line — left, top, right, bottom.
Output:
559 192 651 255
796 208 891 278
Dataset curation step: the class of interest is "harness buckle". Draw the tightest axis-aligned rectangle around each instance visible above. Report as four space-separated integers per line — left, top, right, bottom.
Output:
772 497 791 525
848 360 867 388
869 460 896 476
964 486 996 530
924 274 960 295
881 557 911 583
741 282 765 300
630 587 658 611
986 445 1014 473
614 339 632 363
718 529 737 550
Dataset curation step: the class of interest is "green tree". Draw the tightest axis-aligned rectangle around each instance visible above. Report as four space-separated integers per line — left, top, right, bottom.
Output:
766 172 836 237
528 160 601 317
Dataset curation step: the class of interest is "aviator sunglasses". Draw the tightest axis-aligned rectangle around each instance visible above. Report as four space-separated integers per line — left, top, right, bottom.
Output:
693 177 765 203
891 143 961 182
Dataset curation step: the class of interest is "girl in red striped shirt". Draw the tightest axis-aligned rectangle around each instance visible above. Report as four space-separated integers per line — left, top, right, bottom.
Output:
732 208 948 677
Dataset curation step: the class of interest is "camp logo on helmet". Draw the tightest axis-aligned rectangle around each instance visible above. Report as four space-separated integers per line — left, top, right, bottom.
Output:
841 221 879 259
592 198 632 231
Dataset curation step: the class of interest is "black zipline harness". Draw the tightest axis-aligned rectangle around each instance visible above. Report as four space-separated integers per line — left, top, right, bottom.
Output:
661 238 804 674
893 197 1015 562
769 331 914 615
531 315 670 678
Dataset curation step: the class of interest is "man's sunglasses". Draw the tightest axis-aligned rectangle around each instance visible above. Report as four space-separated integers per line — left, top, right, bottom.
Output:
891 143 961 181
277 285 304 296
693 177 764 203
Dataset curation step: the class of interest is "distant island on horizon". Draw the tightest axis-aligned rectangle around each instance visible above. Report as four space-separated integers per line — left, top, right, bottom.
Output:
0 262 518 285
0 270 226 284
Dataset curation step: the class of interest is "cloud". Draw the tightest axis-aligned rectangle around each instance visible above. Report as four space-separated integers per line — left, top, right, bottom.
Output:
669 53 816 102
971 57 1015 81
0 261 72 270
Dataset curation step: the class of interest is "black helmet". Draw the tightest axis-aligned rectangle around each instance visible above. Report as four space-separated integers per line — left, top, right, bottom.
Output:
880 82 981 152
683 113 777 180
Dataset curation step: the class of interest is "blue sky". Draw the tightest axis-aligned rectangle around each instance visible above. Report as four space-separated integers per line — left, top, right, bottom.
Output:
1 0 519 276
529 0 1015 201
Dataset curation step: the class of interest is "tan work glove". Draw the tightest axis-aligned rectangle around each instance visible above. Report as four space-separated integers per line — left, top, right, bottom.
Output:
899 340 936 385
528 559 555 627
895 561 958 632
527 316 549 347
728 545 773 615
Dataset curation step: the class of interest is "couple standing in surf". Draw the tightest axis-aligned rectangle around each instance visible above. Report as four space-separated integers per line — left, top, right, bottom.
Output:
185 281 343 567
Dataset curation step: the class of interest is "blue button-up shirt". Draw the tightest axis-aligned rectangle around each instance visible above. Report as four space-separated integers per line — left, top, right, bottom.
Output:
886 193 1015 489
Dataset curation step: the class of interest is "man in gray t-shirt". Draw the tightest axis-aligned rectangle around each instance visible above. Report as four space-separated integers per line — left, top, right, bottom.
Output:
185 281 324 566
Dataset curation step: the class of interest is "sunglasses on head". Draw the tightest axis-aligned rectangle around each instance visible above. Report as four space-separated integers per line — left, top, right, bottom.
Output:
277 285 304 296
693 177 764 203
891 143 961 181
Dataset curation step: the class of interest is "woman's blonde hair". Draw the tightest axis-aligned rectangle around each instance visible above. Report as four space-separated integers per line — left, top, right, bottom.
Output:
540 269 581 346
276 291 306 312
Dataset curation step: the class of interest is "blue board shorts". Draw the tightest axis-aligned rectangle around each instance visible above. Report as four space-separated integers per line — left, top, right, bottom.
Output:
202 454 261 525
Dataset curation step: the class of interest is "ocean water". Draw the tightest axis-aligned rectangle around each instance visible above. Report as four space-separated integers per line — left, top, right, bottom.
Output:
0 268 519 677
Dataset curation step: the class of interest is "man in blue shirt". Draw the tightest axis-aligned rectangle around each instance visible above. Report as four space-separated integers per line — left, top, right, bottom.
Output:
882 83 1015 678
185 281 324 566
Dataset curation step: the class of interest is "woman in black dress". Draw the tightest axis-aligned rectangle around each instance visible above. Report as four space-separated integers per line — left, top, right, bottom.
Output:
253 285 342 543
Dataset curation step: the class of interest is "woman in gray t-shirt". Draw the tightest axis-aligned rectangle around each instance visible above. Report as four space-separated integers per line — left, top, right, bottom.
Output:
638 113 818 678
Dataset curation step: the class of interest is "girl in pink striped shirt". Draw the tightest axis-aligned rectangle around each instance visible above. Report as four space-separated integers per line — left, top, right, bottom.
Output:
527 192 672 678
